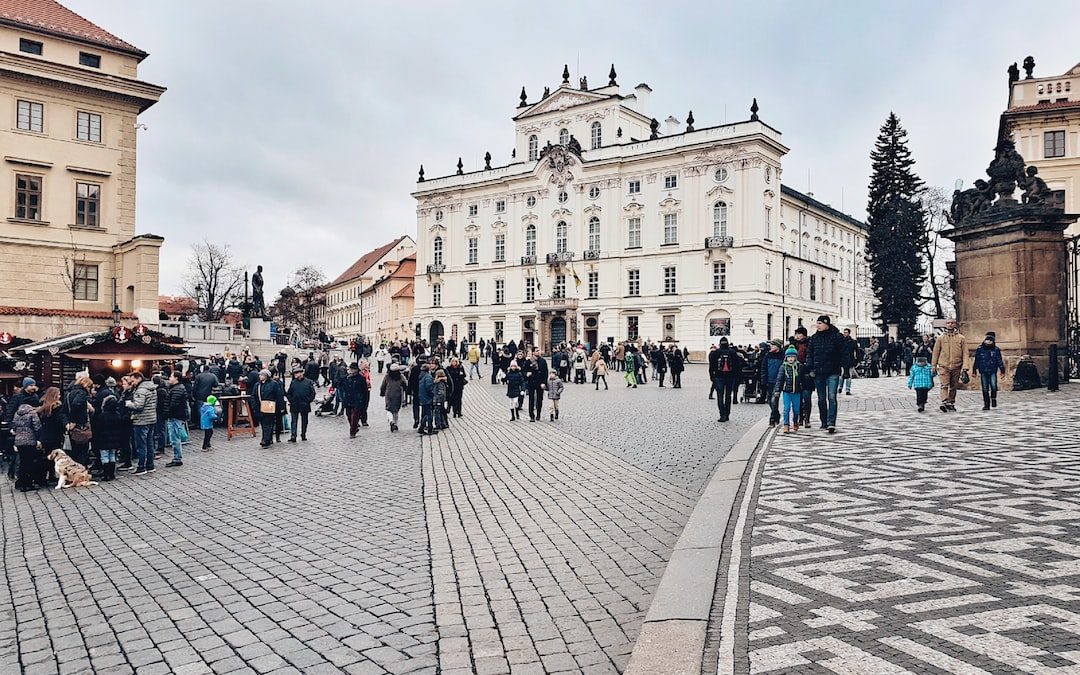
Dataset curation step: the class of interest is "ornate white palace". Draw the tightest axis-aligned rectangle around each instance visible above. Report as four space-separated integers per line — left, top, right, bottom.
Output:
411 66 873 356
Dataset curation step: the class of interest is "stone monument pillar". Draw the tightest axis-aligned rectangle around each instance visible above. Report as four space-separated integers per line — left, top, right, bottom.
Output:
943 133 1078 388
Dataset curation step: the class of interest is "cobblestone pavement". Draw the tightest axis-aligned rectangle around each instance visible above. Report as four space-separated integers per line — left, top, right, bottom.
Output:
0 413 436 675
729 377 1080 675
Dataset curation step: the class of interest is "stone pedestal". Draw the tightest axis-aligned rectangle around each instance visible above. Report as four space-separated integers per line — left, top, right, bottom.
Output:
944 205 1078 388
249 318 272 342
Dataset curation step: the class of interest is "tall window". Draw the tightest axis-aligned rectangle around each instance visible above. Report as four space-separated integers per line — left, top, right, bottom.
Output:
433 237 444 266
494 279 505 304
627 316 639 341
15 174 42 220
627 269 640 296
467 237 478 264
765 261 772 291
831 279 836 305
713 262 727 291
1045 130 1066 158
590 121 602 149
588 216 600 251
767 313 774 340
554 274 566 298
528 135 539 161
494 320 504 342
525 276 536 302
810 274 817 301
713 201 728 237
663 213 678 245
467 322 477 343
764 206 772 240
663 266 677 294
77 111 102 143
17 100 43 132
75 183 100 227
525 224 536 257
467 281 477 305
432 283 442 307
559 128 569 145
587 271 598 299
494 233 506 262
73 263 99 301
627 217 641 248
556 221 568 254
799 271 805 298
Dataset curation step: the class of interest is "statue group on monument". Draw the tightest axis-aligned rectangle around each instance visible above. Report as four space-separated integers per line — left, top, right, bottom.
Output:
947 135 1051 225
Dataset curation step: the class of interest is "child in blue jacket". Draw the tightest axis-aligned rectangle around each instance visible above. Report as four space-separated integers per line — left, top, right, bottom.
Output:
773 347 803 433
200 395 219 450
907 355 935 412
972 332 1006 410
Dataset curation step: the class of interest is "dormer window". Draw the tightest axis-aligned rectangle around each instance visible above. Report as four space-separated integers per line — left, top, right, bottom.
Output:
559 128 569 146
19 39 43 55
528 135 538 161
79 52 101 68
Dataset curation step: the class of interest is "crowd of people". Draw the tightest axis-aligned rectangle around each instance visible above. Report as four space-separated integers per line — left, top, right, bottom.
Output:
0 318 1011 492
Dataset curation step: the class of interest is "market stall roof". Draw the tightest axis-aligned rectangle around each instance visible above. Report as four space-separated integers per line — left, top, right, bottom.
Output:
16 330 187 360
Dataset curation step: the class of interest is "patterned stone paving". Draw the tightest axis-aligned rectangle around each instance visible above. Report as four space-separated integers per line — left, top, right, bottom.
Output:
740 377 1080 675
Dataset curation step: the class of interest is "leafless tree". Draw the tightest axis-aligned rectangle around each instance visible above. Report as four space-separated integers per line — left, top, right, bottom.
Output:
60 234 89 309
919 186 956 319
270 265 326 338
180 240 245 321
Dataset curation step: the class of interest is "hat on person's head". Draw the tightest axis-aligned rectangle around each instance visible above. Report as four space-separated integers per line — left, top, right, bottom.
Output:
292 366 304 374
348 362 360 371
759 341 769 350
205 395 218 405
389 364 400 372
259 369 271 378
21 377 35 388
817 315 832 326
785 346 798 357
105 377 117 387
985 332 996 341
770 339 784 349
795 325 808 336
719 337 729 346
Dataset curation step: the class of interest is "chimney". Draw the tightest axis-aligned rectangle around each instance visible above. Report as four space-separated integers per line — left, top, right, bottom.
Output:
665 115 682 135
633 83 652 115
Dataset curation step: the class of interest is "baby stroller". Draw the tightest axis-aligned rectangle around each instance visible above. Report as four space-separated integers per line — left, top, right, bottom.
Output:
313 386 336 416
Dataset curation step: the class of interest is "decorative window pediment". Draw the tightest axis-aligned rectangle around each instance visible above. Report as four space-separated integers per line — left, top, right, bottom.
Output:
658 197 681 213
583 204 602 215
706 184 734 199
428 222 447 233
464 222 480 233
550 207 573 219
623 201 644 214
491 220 507 232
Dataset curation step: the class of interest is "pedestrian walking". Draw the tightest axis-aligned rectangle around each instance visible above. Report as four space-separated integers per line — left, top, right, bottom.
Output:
624 349 637 388
806 315 845 433
432 369 449 430
380 364 405 431
931 318 966 413
709 337 745 422
505 362 524 421
594 358 609 390
446 358 467 418
839 328 860 396
418 364 436 434
340 362 370 438
774 347 803 433
165 371 188 466
251 370 284 449
526 349 549 422
907 354 935 412
667 346 684 388
286 367 316 442
547 371 564 421
973 331 1006 411
200 395 219 449
125 372 158 475
12 399 42 491
759 340 783 427
467 343 482 380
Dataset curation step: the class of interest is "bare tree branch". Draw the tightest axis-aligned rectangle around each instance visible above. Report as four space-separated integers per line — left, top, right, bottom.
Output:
180 240 245 321
918 187 956 319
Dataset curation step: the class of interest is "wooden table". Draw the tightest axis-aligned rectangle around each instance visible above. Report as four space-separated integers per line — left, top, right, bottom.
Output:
219 395 256 440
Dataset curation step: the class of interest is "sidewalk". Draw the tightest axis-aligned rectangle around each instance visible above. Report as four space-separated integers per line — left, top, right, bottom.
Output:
713 377 1080 674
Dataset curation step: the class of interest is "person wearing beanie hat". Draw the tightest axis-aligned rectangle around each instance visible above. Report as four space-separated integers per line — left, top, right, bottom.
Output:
758 340 784 426
199 394 220 450
838 328 860 397
709 335 745 423
972 329 1006 410
806 314 845 433
21 377 36 389
4 377 40 480
774 346 804 433
907 352 936 412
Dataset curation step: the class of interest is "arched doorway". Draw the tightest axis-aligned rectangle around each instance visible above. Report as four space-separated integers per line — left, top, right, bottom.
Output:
429 320 444 345
550 316 567 347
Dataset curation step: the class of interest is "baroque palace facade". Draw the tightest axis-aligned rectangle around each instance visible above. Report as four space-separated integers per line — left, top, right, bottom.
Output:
411 67 873 356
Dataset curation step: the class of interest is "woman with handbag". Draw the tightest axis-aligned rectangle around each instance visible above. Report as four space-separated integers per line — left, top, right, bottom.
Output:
66 377 94 467
250 369 285 449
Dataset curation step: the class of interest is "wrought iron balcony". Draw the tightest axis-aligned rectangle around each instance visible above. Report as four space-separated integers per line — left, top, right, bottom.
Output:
705 236 734 249
426 263 446 274
536 297 579 311
521 255 537 265
546 251 575 264
583 249 601 260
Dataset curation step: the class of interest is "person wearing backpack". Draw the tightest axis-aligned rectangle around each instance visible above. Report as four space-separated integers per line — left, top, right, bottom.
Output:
709 337 745 423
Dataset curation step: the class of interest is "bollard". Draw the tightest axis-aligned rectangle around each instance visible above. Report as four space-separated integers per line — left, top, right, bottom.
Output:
1048 344 1060 392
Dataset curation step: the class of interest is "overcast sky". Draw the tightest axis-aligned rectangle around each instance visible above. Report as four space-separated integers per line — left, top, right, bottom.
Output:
67 0 1080 298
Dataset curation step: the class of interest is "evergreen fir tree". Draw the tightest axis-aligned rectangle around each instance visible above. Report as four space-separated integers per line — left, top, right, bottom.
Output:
866 113 928 336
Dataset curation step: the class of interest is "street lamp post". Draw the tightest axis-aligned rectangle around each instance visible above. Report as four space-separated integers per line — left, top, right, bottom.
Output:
195 284 203 321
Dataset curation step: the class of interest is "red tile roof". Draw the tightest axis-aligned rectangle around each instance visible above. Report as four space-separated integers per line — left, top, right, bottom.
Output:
0 0 145 57
330 236 411 286
392 283 414 299
1006 99 1080 113
0 304 136 319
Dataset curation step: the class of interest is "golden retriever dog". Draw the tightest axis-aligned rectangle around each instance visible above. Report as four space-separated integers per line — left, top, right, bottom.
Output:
47 449 97 489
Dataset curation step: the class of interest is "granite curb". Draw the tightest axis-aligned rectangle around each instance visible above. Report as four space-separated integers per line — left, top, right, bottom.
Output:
624 416 774 675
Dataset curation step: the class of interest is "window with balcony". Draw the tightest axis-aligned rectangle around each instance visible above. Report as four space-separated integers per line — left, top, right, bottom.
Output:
467 281 477 305
713 262 727 291
528 135 538 161
627 269 640 296
554 274 566 298
432 283 442 307
591 121 602 149
556 220 568 254
467 237 478 264
627 316 639 341
17 100 43 133
713 201 728 237
663 213 678 245
1045 130 1065 158
495 279 505 304
494 234 506 262
587 271 598 299
525 224 536 257
588 216 600 251
75 182 100 227
663 266 677 294
627 217 641 248
15 174 42 220
77 111 102 143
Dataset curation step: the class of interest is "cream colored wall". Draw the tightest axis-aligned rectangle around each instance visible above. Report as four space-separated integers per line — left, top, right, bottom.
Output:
0 24 141 78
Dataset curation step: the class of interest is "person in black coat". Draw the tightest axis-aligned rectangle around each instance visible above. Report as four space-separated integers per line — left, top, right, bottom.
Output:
338 363 370 438
250 370 285 448
407 360 423 428
708 338 745 423
805 315 846 432
65 377 93 466
446 358 467 418
303 356 320 387
286 367 316 442
524 350 549 422
667 346 684 388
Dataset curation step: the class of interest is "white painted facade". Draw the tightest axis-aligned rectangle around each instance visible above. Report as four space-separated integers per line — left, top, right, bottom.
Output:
411 74 872 356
